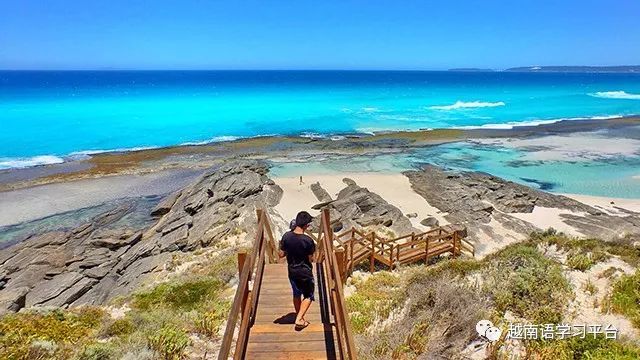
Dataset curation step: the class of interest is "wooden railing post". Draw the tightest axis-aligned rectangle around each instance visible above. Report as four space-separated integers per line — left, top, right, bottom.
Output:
424 237 429 264
452 232 458 259
237 251 247 276
369 233 375 273
389 244 394 270
335 249 346 284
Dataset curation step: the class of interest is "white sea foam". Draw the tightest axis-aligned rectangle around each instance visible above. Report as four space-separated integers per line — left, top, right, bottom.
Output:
589 91 640 100
429 100 506 111
0 155 65 170
454 114 622 130
180 136 241 146
361 107 381 113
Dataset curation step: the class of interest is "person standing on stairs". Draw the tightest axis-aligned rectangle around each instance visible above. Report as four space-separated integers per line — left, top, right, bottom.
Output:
278 211 316 330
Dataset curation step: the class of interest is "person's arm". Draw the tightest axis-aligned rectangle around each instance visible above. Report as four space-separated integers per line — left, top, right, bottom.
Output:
308 240 317 263
278 237 286 258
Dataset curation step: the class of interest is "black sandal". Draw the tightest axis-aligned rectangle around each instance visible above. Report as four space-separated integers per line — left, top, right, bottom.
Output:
294 320 310 331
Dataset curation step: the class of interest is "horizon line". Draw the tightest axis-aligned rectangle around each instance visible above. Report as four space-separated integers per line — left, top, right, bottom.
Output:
1 65 640 72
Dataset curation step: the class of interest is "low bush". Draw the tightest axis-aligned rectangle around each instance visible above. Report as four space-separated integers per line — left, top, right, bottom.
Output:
525 335 640 359
567 253 595 271
483 243 572 324
608 270 640 328
148 325 190 360
77 342 116 360
0 307 106 359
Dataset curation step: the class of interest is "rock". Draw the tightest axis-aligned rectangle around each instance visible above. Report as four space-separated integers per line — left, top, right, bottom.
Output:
404 164 640 243
421 217 439 227
312 179 415 235
158 224 189 252
83 262 116 279
151 191 182 217
90 232 142 250
343 178 357 186
28 231 68 249
0 287 29 315
116 239 159 273
0 159 283 311
25 272 84 307
310 182 333 202
41 277 98 307
160 216 193 235
406 213 418 218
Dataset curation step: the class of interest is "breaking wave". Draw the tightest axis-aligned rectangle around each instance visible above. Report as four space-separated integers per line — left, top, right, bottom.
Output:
0 155 65 170
429 101 506 111
589 91 640 100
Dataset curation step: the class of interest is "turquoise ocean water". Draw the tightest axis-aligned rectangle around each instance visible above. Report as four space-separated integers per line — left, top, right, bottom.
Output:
1 71 640 197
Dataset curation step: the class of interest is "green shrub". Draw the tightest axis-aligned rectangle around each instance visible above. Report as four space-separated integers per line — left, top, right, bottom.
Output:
525 335 640 359
103 318 135 337
77 342 116 360
484 243 572 324
133 277 225 311
0 307 106 359
609 270 640 328
148 325 190 360
567 253 595 271
345 272 403 334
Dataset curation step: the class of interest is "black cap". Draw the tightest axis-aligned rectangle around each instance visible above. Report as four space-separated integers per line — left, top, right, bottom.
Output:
295 211 313 228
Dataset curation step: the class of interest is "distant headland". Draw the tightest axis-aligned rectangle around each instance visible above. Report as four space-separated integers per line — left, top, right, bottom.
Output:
449 65 640 73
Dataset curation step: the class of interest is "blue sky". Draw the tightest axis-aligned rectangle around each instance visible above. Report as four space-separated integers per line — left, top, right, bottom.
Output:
1 0 639 70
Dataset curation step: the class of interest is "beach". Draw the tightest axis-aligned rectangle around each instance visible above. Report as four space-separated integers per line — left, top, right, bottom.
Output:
2 116 639 247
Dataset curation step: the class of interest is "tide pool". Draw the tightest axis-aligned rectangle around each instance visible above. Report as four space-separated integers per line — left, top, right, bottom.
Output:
270 136 640 199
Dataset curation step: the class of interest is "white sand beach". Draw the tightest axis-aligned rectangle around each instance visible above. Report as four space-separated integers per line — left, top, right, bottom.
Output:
273 173 449 231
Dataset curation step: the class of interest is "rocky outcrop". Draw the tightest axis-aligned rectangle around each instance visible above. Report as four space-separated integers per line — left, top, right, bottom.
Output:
0 160 285 314
405 165 640 244
311 178 416 235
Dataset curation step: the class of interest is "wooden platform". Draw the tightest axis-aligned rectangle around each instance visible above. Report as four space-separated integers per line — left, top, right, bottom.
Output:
243 263 339 360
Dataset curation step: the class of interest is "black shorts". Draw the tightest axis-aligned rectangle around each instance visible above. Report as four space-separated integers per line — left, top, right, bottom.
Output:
288 265 315 301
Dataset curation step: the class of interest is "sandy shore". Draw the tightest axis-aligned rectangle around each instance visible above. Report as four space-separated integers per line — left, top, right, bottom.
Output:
0 169 202 227
273 173 449 232
561 193 640 214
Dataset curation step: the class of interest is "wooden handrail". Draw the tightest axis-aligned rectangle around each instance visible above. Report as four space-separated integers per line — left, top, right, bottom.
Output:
218 209 276 360
334 223 474 275
318 209 357 360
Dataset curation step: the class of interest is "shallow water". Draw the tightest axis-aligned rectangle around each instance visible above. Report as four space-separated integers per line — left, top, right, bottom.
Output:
2 71 640 169
270 135 640 199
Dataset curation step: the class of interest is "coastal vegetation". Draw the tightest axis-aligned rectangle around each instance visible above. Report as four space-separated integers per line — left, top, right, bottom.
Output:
0 251 237 360
346 230 640 359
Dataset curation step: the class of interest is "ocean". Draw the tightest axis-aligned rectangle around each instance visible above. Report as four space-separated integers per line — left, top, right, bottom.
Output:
1 70 640 198
2 70 640 168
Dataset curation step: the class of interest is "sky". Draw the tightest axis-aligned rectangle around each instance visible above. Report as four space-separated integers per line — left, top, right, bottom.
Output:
0 0 639 70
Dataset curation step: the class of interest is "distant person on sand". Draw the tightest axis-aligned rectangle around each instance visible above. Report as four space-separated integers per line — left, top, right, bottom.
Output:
279 211 316 330
299 175 304 185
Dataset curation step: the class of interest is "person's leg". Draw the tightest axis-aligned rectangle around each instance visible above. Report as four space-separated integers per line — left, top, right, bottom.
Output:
295 298 312 325
295 279 315 327
290 278 302 313
293 296 301 313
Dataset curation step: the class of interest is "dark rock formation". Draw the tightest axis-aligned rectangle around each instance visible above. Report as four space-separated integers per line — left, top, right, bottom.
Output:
0 160 284 314
405 165 640 244
311 178 415 235
421 217 439 227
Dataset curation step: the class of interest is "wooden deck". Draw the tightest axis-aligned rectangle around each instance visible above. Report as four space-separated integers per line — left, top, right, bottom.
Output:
244 263 339 360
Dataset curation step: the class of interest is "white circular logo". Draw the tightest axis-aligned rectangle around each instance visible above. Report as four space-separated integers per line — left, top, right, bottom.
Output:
476 320 502 342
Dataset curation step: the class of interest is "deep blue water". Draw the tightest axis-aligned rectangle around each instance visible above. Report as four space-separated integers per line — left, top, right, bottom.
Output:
1 71 640 172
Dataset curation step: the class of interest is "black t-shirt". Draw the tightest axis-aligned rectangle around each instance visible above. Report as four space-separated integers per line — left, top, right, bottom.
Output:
280 231 316 271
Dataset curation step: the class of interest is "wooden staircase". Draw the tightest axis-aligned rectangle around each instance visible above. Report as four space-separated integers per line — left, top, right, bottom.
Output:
217 209 474 360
